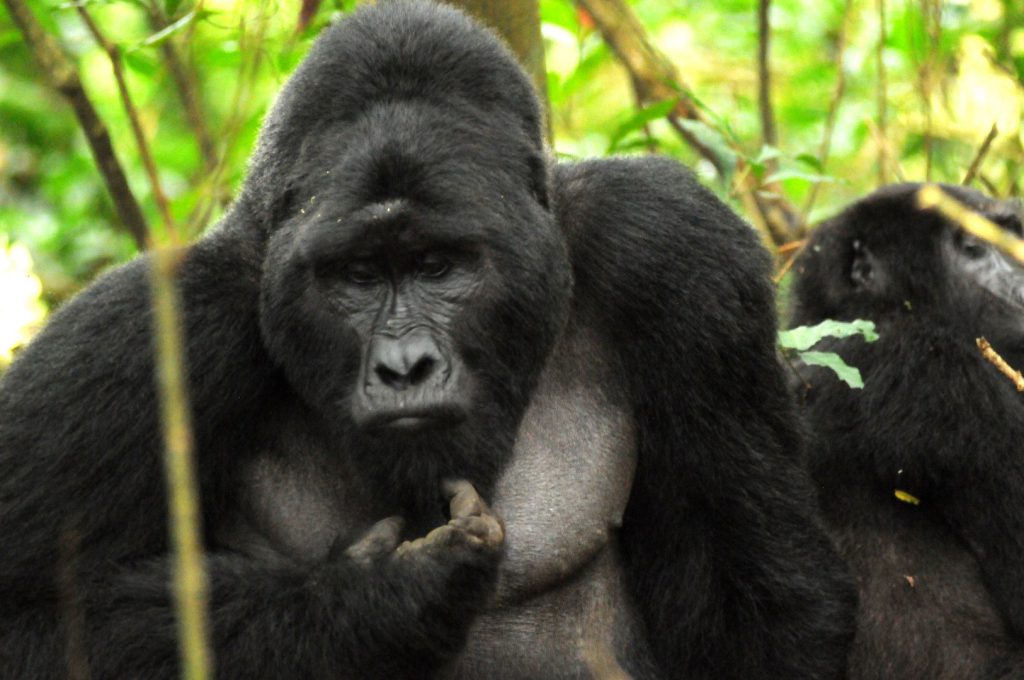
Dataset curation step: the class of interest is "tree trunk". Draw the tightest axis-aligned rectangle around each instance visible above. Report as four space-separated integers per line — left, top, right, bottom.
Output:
444 1 551 138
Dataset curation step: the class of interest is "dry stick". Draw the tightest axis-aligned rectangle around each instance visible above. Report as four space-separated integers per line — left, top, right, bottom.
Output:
977 337 1024 392
574 0 803 246
919 0 941 181
802 0 854 220
962 123 999 186
145 1 218 176
76 5 177 238
875 0 888 186
151 246 212 680
3 0 148 250
866 118 906 182
187 8 267 235
917 185 1024 262
757 0 778 161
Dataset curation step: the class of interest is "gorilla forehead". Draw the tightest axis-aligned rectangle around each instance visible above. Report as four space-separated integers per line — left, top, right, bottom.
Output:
240 0 544 225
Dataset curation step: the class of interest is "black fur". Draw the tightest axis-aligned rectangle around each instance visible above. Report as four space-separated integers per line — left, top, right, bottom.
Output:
0 2 853 678
789 183 1024 678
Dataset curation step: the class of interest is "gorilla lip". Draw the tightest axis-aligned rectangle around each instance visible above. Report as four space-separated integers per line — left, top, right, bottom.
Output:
362 405 467 433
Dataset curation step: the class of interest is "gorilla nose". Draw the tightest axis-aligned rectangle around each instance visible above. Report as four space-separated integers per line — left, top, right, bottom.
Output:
370 334 442 390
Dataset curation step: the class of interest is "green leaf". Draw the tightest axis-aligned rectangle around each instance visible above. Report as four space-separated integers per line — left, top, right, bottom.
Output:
795 153 825 172
798 351 865 389
778 319 878 351
124 50 158 77
675 118 738 182
606 98 678 154
140 9 200 47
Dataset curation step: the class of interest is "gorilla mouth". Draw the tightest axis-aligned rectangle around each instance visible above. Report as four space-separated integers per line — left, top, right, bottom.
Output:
362 404 467 433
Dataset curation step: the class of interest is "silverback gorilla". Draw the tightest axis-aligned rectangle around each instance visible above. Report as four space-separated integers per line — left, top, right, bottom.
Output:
789 184 1024 679
0 2 854 678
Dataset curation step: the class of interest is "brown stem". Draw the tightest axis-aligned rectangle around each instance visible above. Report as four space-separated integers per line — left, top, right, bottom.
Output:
876 0 888 186
803 0 854 219
3 0 148 249
574 0 803 246
77 5 177 237
962 123 999 187
146 1 217 175
757 0 778 156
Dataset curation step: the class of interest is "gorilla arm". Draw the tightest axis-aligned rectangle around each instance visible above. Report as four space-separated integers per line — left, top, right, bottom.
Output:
0 230 500 680
846 328 1024 640
554 157 856 679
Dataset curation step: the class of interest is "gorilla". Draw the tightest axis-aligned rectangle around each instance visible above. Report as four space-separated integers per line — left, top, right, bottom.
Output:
0 2 854 678
789 183 1024 679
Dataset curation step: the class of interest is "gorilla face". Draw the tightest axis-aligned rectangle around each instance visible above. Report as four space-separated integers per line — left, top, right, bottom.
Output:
257 104 572 503
793 184 1024 340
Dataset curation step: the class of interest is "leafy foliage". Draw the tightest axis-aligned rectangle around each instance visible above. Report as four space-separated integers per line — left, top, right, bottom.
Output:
779 319 879 389
1 0 1021 351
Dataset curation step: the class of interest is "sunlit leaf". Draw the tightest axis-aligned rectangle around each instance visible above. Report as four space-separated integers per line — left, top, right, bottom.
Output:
798 351 865 389
778 319 879 351
606 98 678 153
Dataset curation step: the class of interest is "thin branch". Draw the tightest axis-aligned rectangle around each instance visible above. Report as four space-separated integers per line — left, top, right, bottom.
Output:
757 0 778 155
918 0 940 181
186 8 270 236
145 1 218 176
875 0 888 186
803 0 854 220
150 246 212 680
866 118 905 182
917 185 1024 263
3 0 148 249
962 123 999 186
574 0 803 246
977 337 1024 391
76 4 176 237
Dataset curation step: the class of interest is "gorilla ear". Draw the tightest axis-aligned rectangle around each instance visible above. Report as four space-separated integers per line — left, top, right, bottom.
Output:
850 238 880 292
528 153 550 210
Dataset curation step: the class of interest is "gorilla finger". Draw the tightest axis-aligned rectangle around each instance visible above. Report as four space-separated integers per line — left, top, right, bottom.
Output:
442 478 488 519
346 516 405 566
450 515 504 548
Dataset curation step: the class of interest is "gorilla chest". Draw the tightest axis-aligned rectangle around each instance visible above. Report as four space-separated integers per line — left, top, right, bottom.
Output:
218 326 645 674
450 326 648 677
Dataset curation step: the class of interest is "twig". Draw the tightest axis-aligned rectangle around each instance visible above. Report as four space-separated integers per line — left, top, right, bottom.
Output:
145 1 218 176
917 185 1024 263
3 0 148 249
777 238 806 255
76 4 177 237
918 0 941 181
866 118 905 182
962 123 999 187
875 0 888 186
803 0 854 219
757 0 778 158
574 0 803 246
187 7 269 235
977 337 1024 391
150 246 212 680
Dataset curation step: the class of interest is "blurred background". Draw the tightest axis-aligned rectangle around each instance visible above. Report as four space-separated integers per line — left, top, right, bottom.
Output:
0 0 1022 365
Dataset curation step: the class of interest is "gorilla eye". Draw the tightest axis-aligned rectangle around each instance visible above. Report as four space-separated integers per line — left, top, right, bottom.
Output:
954 232 987 259
417 253 452 279
341 259 381 284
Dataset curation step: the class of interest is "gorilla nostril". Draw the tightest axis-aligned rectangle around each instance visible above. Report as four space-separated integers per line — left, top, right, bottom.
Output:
371 335 441 390
408 356 436 386
375 363 409 390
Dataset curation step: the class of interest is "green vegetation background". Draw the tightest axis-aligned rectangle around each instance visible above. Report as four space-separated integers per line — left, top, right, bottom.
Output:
1 0 1022 363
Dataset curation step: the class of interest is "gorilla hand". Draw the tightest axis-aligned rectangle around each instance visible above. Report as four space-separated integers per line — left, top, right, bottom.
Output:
396 479 505 558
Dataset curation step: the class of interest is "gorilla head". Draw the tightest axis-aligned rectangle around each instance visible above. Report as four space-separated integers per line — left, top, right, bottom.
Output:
792 183 1024 347
251 2 572 508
